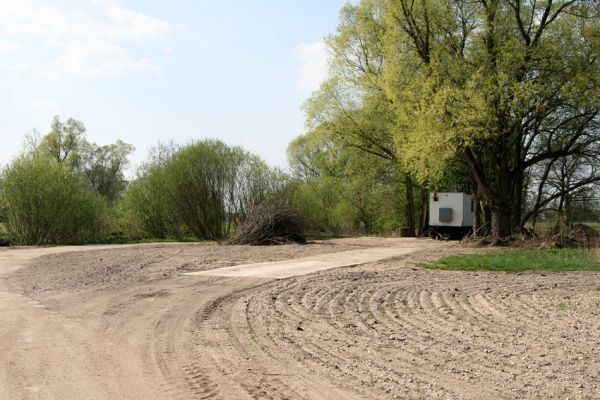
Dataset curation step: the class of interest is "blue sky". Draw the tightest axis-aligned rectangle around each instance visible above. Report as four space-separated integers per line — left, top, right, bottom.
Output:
0 0 352 173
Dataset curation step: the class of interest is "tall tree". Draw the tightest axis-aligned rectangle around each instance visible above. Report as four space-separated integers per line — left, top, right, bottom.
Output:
381 0 600 236
39 116 86 169
33 116 134 203
305 1 425 235
79 140 135 203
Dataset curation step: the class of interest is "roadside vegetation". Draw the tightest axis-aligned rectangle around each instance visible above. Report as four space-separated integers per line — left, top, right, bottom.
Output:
0 1 599 246
122 140 291 241
423 249 600 273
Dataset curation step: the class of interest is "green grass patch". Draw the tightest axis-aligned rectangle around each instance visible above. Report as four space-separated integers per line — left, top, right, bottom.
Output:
422 249 600 273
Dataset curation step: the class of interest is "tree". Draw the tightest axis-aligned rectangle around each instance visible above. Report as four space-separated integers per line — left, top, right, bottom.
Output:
39 116 86 169
382 0 599 236
287 129 407 234
304 1 428 235
79 140 134 203
525 151 600 228
31 116 134 203
0 116 135 244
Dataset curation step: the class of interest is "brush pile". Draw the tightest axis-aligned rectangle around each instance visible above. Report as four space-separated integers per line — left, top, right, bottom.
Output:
554 223 600 248
227 202 306 246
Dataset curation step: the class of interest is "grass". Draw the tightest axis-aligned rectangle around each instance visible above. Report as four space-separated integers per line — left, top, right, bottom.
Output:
422 248 600 273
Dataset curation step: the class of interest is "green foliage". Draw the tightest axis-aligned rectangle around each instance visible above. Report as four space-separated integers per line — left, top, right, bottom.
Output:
0 222 8 241
0 116 134 245
308 0 600 236
79 140 134 203
1 156 109 245
423 249 600 273
25 116 134 204
37 116 86 168
120 166 182 239
121 139 289 241
288 130 406 235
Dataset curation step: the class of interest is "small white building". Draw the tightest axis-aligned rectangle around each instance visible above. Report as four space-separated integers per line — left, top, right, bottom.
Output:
429 192 474 238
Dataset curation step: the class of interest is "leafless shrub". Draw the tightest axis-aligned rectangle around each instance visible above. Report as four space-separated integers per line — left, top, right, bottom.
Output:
227 202 306 246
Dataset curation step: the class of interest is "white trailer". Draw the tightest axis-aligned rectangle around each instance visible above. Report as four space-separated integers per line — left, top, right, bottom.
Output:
429 192 474 239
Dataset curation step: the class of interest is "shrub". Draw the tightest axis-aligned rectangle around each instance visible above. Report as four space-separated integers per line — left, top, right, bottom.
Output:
121 167 183 239
1 156 108 244
123 139 290 241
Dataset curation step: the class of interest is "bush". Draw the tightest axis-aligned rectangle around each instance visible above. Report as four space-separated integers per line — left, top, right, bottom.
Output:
120 167 183 239
123 139 291 241
1 156 108 244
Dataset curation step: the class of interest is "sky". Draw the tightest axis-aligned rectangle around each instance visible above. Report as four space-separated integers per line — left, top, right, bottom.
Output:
0 0 353 174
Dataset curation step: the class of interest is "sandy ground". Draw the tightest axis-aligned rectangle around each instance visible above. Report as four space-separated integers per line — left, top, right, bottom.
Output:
1 239 599 399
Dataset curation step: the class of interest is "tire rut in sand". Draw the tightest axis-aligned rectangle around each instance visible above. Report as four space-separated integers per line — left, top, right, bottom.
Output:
195 261 600 399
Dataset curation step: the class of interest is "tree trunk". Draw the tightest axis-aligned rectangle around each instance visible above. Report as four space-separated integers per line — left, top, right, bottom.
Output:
492 208 512 238
417 186 428 236
473 194 480 233
511 170 524 230
403 175 416 237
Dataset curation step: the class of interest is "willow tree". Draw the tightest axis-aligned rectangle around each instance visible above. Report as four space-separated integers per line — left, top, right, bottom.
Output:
382 0 600 236
305 0 426 236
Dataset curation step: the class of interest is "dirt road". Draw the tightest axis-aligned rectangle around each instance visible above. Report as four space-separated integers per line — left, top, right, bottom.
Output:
1 239 599 399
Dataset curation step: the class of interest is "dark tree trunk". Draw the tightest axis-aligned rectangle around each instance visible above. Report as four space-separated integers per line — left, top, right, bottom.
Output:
492 207 512 237
511 169 524 230
473 193 480 233
481 202 492 236
417 186 428 236
404 175 416 237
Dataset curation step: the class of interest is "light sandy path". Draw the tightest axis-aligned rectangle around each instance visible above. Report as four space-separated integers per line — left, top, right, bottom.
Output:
184 242 444 279
0 239 443 400
3 240 599 399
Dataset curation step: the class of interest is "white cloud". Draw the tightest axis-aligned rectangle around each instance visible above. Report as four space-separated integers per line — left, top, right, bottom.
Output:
55 39 162 78
0 41 19 54
294 40 329 92
0 0 172 78
10 63 32 72
31 100 61 112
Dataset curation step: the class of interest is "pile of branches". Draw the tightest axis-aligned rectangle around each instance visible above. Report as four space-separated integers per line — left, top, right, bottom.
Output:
227 202 306 246
554 223 600 249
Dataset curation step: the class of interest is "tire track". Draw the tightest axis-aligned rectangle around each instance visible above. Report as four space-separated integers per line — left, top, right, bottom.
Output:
197 261 600 399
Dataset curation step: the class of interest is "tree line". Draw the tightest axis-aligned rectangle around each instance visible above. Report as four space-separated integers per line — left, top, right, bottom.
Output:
0 117 297 245
1 1 598 244
293 0 600 237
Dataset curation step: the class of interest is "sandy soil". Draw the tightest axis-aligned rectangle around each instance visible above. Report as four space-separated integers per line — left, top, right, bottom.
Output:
1 239 599 399
8 241 373 297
